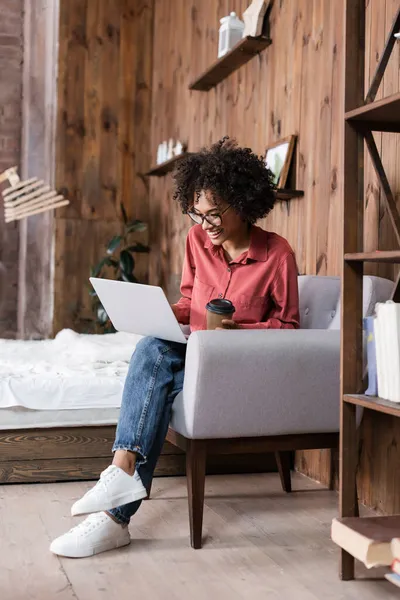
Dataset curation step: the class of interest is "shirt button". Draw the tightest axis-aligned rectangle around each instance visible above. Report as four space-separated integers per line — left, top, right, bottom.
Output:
218 293 223 298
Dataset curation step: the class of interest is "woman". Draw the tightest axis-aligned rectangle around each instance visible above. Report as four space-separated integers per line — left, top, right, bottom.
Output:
51 138 300 558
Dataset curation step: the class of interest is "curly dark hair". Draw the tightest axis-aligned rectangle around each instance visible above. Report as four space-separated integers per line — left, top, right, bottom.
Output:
172 137 276 224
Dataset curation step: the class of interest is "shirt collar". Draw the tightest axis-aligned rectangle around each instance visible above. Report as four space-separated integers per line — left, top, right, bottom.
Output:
204 225 268 262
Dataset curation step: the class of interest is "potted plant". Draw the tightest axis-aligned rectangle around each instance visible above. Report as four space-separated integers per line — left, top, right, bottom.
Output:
90 205 150 333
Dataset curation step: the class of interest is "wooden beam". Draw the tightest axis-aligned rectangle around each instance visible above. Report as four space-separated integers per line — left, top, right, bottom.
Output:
365 7 400 103
364 130 400 247
19 0 60 338
340 0 365 581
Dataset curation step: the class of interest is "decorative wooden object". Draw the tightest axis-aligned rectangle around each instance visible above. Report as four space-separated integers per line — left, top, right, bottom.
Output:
243 0 270 37
0 166 69 223
340 2 400 581
189 36 271 92
146 153 193 177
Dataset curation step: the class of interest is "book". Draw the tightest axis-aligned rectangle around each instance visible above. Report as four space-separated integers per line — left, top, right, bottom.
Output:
331 516 400 568
375 302 400 403
364 316 377 396
385 573 400 588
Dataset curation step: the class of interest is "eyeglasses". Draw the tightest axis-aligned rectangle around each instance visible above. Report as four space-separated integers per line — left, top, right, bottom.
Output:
188 205 230 227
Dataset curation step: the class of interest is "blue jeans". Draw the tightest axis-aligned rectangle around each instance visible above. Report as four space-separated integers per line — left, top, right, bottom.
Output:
109 336 186 525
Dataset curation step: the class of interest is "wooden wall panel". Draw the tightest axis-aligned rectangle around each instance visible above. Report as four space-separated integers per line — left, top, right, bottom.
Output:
149 0 348 297
54 0 153 333
148 0 400 511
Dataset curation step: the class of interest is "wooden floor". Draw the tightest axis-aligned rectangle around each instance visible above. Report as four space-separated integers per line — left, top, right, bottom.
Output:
0 472 396 600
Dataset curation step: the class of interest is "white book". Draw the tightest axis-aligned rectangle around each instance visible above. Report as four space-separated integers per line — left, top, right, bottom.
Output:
374 308 386 399
375 301 400 402
386 302 400 402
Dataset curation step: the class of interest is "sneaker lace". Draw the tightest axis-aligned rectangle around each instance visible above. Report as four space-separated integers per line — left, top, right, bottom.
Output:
90 465 115 494
70 513 105 535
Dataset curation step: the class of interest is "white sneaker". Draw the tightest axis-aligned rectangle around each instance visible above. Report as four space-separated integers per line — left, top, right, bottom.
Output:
71 466 147 517
50 512 130 558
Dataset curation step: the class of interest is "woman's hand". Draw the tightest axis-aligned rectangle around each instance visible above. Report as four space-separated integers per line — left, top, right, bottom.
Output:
215 319 240 330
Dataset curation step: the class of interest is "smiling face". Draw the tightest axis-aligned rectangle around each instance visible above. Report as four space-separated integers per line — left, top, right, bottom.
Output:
193 190 249 246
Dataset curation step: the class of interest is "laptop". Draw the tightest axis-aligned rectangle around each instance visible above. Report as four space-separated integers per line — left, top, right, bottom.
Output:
89 278 188 344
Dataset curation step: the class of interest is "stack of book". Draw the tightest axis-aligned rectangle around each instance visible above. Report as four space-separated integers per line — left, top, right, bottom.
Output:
386 538 400 588
331 516 400 569
364 301 400 402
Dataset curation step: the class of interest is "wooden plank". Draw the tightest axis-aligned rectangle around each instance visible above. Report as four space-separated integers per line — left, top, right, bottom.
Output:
344 250 400 262
345 91 400 129
0 426 185 461
340 0 366 581
53 0 153 333
189 36 272 91
146 153 193 177
344 394 400 418
0 453 186 484
275 189 304 201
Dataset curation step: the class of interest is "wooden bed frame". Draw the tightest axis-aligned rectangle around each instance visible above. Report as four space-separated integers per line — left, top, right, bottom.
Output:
0 425 281 484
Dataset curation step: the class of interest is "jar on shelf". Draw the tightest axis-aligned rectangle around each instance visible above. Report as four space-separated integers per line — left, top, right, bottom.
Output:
218 12 245 58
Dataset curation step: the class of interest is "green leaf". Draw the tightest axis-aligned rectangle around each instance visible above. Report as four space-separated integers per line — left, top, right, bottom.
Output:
121 271 135 283
97 304 109 324
120 249 134 274
120 203 128 225
125 243 150 253
127 220 147 233
91 256 109 277
107 235 123 255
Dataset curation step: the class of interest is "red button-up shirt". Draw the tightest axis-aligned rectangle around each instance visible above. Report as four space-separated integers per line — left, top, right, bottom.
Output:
174 225 300 331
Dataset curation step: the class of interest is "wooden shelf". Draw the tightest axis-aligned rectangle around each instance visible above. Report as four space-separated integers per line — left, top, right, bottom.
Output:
344 394 400 418
146 153 192 177
189 36 272 92
275 189 304 201
345 92 400 132
344 250 400 263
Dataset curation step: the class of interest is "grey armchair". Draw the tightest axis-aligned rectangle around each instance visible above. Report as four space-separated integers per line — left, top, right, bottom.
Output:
166 275 393 548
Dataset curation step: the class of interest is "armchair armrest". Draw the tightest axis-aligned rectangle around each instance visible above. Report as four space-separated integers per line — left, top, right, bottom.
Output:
170 329 341 439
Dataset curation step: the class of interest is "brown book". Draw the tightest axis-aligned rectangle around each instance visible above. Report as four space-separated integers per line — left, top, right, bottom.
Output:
331 516 400 568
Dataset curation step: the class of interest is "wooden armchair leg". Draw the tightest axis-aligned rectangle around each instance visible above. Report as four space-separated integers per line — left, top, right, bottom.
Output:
186 440 207 549
275 451 292 493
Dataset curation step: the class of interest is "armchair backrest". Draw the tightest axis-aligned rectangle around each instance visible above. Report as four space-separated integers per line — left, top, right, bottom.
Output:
298 275 394 330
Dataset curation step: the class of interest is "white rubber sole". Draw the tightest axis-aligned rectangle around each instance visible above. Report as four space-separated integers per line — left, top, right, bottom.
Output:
50 535 130 558
71 486 148 517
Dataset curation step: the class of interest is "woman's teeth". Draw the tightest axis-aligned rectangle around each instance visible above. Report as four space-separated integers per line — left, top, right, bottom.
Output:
208 229 222 238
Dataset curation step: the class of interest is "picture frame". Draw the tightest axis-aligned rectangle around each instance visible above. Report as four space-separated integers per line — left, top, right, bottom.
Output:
265 135 296 188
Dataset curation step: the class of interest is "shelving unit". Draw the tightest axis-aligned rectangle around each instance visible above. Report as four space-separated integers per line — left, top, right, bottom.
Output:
275 189 304 201
189 36 271 92
146 153 192 177
339 2 400 581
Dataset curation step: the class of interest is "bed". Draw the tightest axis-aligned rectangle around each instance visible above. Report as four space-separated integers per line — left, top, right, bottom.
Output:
0 329 184 483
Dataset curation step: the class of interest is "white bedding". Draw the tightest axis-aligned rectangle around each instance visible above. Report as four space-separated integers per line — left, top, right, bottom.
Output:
0 407 120 430
0 329 142 411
